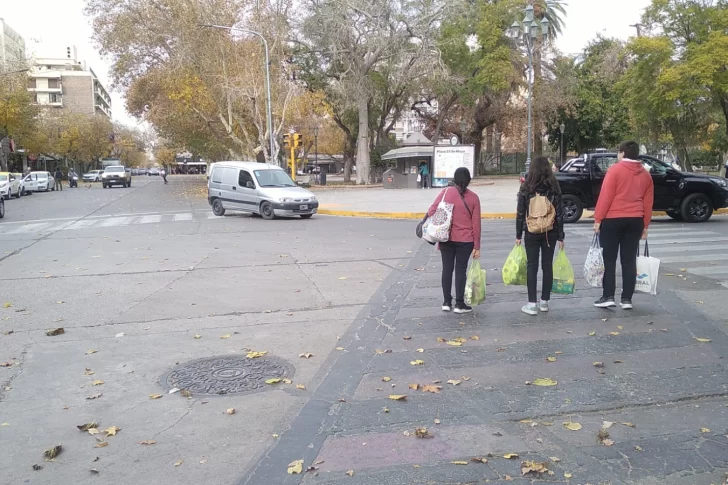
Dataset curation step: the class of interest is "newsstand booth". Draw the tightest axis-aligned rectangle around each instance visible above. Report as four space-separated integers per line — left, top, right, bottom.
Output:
432 145 476 187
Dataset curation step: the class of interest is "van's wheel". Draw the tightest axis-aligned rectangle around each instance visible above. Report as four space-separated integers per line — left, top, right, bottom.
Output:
666 210 683 221
561 195 583 223
0 199 4 218
211 198 225 216
260 201 275 220
300 214 313 219
681 193 713 222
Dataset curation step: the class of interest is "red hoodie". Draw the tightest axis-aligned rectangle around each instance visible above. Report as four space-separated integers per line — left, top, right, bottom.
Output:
594 159 654 228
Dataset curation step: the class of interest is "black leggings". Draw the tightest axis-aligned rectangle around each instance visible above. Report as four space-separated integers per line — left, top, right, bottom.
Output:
600 217 643 300
525 230 557 302
440 241 474 305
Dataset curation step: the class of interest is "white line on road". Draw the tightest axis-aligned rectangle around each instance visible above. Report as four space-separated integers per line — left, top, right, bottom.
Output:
139 214 163 224
685 265 728 276
172 213 194 221
96 217 130 227
658 253 728 264
62 219 100 231
5 223 53 234
649 244 728 254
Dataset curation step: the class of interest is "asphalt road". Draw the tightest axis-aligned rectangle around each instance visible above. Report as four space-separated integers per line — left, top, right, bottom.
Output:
1 176 727 485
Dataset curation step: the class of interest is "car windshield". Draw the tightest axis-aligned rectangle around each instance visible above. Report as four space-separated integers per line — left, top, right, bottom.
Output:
254 170 295 187
0 175 7 182
106 167 124 172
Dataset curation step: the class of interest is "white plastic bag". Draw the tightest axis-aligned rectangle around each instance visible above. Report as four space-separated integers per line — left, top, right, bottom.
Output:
417 174 422 182
424 188 454 243
584 234 605 288
636 241 660 295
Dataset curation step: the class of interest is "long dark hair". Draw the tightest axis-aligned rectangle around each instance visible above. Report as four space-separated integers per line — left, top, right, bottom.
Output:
521 156 560 195
453 167 472 194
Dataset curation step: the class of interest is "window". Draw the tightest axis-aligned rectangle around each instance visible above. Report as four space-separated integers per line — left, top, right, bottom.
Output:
593 156 618 174
640 158 667 175
254 169 295 187
211 167 223 183
238 170 254 188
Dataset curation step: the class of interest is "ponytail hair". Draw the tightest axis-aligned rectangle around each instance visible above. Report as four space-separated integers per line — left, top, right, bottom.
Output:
453 167 472 194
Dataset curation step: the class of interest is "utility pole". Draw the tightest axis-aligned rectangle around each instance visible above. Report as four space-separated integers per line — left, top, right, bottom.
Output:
630 23 644 37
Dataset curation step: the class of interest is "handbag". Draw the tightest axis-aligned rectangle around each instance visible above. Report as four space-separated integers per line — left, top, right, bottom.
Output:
423 188 454 243
635 241 660 295
583 234 605 288
416 214 435 245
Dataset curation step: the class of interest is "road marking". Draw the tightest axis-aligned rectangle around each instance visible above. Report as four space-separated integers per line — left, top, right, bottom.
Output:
172 213 194 221
63 219 100 231
96 217 131 227
658 253 728 264
648 243 727 254
5 223 52 234
686 266 728 276
139 214 163 224
647 237 728 245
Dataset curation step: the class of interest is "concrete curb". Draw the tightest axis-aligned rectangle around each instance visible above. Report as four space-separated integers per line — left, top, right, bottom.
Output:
317 208 728 220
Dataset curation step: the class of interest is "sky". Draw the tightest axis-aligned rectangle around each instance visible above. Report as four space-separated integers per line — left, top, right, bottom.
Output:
3 0 653 127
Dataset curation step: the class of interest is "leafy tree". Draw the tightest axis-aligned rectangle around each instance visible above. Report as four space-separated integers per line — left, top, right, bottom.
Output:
0 69 38 171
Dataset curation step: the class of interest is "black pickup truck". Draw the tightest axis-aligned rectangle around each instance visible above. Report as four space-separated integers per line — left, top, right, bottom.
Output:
555 153 728 223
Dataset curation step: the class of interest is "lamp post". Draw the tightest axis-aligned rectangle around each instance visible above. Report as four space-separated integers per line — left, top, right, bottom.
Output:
201 24 275 164
313 126 319 180
559 122 565 166
507 5 549 171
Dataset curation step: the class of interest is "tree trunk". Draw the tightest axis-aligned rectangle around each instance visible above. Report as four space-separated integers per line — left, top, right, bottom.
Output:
356 95 370 185
343 137 355 183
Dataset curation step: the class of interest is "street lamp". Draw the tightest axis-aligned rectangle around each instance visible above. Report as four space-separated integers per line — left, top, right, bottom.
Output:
313 125 319 183
559 123 566 165
507 5 549 171
201 24 275 165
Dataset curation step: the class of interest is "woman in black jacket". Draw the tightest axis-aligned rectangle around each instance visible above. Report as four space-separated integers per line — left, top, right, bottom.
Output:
516 156 565 315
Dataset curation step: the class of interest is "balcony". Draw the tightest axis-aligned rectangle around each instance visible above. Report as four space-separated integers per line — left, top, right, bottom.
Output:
28 85 63 93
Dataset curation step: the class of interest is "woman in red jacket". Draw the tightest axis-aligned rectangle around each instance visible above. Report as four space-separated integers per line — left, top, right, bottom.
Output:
593 141 654 309
426 167 481 314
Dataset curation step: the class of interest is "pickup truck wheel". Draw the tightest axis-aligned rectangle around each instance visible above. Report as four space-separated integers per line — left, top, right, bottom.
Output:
561 195 583 224
681 193 713 222
211 198 225 216
666 210 683 221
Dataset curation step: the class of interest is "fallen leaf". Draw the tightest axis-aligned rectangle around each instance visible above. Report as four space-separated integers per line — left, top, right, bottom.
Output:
695 300 704 305
296 384 306 390
695 338 712 343
338 277 348 280
149 394 163 399
461 376 471 381
550 457 561 463
299 353 314 359
416 348 424 353
470 457 488 463
83 369 95 375
265 378 282 384
382 407 389 413
168 388 180 394
414 427 431 438
602 438 614 446
86 394 102 400
564 472 573 478
220 334 231 339
374 349 391 354
174 460 183 467
521 460 549 475
77 422 99 432
617 325 624 330
2 303 11 308
92 457 99 462
451 460 469 465
91 380 104 386
282 378 292 384
408 383 419 390
87 428 100 435
56 301 64 304
593 362 605 368
0 362 13 367
86 349 98 355
139 440 156 445
45 328 65 336
115 332 125 338
621 422 636 428
104 426 121 437
44 445 62 460
541 421 554 426
563 421 582 431
434 418 441 424
246 351 267 359
532 378 557 387
90 468 99 474
421 384 442 393
388 394 407 401
94 442 108 448
446 340 463 346
402 336 412 340
588 331 596 336
602 421 614 429
410 360 424 366
613 359 624 364
335 347 345 351
447 379 461 386
225 408 236 415
609 331 620 336
700 427 711 433
554 351 563 355
346 470 354 476
32 464 42 471
381 376 392 382
634 445 643 451
193 335 202 339
546 356 557 362
503 453 519 459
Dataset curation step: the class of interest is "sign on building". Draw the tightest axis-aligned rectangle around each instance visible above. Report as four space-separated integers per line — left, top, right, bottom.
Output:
432 145 475 187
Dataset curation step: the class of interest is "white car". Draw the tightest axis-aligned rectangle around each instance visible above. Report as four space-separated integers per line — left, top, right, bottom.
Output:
0 172 22 200
23 171 56 192
83 170 104 182
11 173 27 197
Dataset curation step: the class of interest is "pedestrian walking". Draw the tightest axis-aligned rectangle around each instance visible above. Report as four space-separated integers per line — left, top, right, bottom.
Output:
54 168 63 191
516 156 565 315
419 161 430 189
593 141 654 310
161 168 168 184
426 167 481 314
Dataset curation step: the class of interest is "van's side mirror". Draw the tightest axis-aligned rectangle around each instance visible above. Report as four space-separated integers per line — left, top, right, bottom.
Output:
246 181 254 189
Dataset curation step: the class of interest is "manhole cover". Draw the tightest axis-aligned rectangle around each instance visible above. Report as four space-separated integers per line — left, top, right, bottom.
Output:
160 355 294 396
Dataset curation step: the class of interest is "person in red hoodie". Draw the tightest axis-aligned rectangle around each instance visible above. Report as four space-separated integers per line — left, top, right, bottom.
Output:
593 141 654 309
427 167 481 314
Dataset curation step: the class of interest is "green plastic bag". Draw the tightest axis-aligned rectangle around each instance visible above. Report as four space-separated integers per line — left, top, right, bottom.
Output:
465 260 486 306
502 244 527 286
552 249 575 295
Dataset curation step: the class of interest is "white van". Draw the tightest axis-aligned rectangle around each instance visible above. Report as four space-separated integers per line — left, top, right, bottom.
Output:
207 161 318 219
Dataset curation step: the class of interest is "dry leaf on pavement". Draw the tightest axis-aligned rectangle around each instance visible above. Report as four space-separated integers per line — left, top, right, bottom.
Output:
593 362 605 368
104 426 121 437
521 461 549 475
180 389 192 397
447 379 461 386
416 348 424 353
602 421 614 429
470 335 480 340
2 303 11 308
246 351 267 359
335 347 345 351
700 427 711 433
402 336 411 340
86 349 98 355
86 394 102 400
44 445 62 460
634 445 643 451
149 394 162 399
446 340 463 346
546 357 557 362
87 429 100 435
77 422 99 432
265 378 282 384
296 384 306 390
139 440 156 445
564 472 573 478
282 378 292 384
225 408 236 415
503 453 519 459
563 421 582 431
299 353 314 358
0 362 13 367
621 422 636 428
91 380 104 386
408 383 419 390
609 332 620 336
388 395 407 401
94 442 108 448
434 418 441 424
45 328 65 336
532 378 557 387
695 338 712 343
414 427 431 438
174 460 183 467
220 334 231 339
381 377 392 382
421 384 442 393
410 360 424 366
588 331 596 336
470 457 488 463
193 335 202 339
451 461 469 465
346 470 354 476
374 349 391 354
550 457 561 463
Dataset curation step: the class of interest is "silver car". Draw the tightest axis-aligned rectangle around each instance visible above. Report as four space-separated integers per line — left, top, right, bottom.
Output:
207 161 318 219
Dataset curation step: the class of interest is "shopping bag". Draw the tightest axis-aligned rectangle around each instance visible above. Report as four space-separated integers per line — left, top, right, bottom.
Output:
635 241 660 295
552 249 575 294
465 260 487 306
417 174 422 182
424 188 454 243
502 244 527 286
583 234 605 288
416 215 435 246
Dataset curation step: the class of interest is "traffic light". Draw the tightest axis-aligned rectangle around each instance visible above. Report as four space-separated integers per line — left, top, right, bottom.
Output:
293 133 302 148
282 134 291 148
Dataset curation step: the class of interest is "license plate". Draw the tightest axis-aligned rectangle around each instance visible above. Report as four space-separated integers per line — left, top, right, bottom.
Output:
300 205 308 210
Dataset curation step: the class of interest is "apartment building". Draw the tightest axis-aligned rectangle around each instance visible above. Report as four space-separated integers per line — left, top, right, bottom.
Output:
28 44 112 118
0 18 26 67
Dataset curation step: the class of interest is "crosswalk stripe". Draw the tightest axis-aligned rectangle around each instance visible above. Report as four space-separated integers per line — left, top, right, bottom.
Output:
658 253 728 264
648 244 727 254
63 220 98 231
172 213 194 221
647 237 728 245
97 217 131 227
6 222 52 234
139 214 163 224
686 266 728 276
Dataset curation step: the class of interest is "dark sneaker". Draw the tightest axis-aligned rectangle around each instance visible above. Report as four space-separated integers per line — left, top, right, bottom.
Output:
454 303 473 314
442 301 452 312
620 298 633 310
594 297 616 308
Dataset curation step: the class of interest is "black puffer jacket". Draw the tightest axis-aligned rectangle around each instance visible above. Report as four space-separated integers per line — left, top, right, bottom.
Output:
516 183 565 241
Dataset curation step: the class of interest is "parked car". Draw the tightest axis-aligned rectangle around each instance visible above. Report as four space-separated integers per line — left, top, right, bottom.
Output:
23 171 56 192
148 168 160 176
556 152 728 223
138 168 148 175
0 172 22 199
207 161 319 219
102 166 132 188
12 173 28 196
83 170 104 182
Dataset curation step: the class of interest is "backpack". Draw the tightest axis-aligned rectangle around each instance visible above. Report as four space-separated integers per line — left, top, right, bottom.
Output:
526 194 555 234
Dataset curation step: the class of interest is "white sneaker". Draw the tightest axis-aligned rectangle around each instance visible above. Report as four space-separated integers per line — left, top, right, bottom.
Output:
442 303 452 312
539 300 549 312
521 303 538 316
